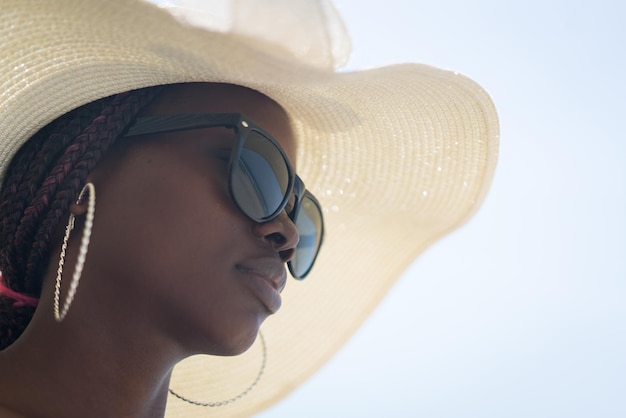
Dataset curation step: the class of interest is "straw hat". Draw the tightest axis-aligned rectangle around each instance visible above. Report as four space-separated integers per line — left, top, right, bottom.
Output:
0 0 498 416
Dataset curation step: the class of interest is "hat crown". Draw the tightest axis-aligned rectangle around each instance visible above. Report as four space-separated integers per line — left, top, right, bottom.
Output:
147 0 352 70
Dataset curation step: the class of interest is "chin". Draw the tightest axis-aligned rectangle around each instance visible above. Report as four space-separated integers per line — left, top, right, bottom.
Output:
220 327 261 356
189 320 261 357
180 308 267 357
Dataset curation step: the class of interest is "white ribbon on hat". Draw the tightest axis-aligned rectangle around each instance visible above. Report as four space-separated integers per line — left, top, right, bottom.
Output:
145 0 352 70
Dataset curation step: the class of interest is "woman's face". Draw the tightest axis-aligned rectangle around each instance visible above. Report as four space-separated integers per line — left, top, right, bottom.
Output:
82 83 299 356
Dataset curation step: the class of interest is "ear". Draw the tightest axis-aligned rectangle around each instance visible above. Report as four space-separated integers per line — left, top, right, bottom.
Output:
68 181 94 217
69 201 88 217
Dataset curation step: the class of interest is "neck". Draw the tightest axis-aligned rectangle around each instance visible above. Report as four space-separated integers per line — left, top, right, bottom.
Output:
0 278 183 418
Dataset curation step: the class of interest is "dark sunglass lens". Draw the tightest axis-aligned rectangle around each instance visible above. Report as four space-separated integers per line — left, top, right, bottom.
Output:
231 130 290 221
291 196 324 279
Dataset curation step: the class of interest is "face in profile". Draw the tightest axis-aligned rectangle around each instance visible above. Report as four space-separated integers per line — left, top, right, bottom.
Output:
75 83 300 357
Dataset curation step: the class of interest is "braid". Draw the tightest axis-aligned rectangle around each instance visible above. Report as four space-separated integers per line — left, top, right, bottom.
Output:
0 86 163 349
1 100 110 290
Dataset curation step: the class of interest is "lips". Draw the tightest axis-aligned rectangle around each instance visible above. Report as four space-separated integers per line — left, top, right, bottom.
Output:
236 259 287 313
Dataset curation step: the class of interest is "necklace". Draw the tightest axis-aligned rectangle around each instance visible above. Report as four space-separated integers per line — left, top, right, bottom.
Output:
168 333 267 407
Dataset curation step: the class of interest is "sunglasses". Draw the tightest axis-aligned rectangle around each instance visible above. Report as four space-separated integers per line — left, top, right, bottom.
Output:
124 113 324 279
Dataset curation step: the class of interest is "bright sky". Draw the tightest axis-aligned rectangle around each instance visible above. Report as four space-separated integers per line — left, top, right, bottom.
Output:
258 1 626 417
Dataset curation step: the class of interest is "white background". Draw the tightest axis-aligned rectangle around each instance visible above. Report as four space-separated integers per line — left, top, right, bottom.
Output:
258 1 626 417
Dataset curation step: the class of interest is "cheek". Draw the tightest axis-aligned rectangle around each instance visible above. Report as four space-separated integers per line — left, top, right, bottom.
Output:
83 142 269 353
88 150 247 294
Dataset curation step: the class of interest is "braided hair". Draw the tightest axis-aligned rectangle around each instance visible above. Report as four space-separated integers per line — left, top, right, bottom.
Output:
0 86 163 349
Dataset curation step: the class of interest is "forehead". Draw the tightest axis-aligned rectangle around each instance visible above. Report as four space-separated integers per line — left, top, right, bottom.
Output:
139 83 296 163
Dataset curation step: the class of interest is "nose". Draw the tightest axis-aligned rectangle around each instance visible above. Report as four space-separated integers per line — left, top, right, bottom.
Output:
251 211 300 263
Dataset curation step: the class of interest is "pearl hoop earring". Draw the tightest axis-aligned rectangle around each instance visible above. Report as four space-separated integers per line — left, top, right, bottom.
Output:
53 182 96 322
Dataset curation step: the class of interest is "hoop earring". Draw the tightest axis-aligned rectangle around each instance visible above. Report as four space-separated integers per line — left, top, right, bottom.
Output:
54 182 96 322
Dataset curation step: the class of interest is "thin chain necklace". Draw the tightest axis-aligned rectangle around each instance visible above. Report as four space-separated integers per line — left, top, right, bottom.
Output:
168 333 267 407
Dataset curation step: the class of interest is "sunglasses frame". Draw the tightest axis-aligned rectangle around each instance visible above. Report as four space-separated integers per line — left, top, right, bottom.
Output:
124 113 324 279
287 177 324 279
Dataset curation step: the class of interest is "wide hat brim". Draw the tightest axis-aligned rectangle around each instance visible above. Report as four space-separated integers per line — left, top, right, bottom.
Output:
0 0 498 417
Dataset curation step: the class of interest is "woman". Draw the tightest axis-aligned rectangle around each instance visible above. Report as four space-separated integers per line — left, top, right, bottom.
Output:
0 0 498 417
